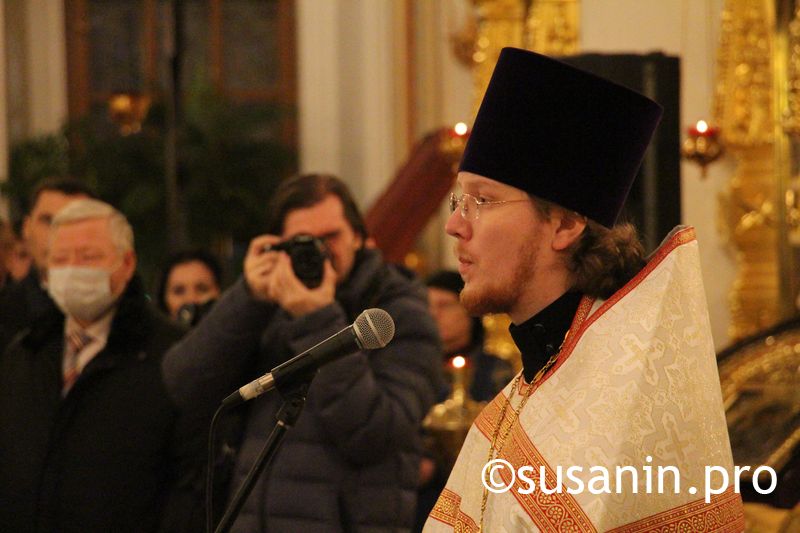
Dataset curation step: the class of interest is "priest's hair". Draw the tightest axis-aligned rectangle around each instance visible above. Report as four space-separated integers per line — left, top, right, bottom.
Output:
567 220 646 299
533 198 646 300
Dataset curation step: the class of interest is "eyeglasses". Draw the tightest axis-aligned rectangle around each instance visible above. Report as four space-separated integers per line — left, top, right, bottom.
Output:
448 192 530 221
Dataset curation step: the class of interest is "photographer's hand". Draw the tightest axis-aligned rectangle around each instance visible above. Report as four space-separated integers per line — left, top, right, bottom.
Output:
267 253 336 318
244 234 282 301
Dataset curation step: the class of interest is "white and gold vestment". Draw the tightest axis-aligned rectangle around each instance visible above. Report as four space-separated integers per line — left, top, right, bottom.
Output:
425 227 745 532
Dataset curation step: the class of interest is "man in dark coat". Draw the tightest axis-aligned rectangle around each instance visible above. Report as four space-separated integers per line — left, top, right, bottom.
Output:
0 178 95 353
0 199 206 532
163 173 442 532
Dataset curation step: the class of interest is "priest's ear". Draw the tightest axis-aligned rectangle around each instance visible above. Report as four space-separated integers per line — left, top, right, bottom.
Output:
551 209 587 252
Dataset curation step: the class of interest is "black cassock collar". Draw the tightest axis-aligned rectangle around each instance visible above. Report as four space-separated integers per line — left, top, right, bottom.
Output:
509 291 583 382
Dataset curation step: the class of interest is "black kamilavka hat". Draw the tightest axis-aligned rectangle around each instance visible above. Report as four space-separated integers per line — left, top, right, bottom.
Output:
459 48 663 228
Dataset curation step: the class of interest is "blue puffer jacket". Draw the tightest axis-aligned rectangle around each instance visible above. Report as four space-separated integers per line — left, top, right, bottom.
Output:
163 249 443 532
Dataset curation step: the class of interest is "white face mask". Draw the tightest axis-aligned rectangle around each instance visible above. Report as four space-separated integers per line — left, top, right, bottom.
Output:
48 266 118 323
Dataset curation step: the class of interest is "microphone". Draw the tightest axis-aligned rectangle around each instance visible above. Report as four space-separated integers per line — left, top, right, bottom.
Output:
222 308 395 407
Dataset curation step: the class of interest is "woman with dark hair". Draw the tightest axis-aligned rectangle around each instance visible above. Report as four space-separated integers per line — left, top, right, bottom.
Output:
158 249 239 523
157 249 223 325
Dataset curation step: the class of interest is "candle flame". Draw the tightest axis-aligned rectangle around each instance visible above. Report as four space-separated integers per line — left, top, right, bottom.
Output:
452 356 466 369
696 120 709 134
454 122 468 136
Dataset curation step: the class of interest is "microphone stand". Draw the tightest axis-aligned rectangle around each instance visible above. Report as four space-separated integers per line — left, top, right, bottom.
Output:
213 380 310 533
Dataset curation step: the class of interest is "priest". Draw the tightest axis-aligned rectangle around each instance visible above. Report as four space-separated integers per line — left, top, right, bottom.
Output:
424 48 744 532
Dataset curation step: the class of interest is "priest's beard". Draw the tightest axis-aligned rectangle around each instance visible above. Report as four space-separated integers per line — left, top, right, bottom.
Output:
460 238 541 317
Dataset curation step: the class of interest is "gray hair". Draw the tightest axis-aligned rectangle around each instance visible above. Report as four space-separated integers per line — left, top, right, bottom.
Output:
50 199 134 253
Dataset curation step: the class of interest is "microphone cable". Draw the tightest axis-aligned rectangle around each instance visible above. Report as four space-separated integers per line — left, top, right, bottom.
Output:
206 402 227 533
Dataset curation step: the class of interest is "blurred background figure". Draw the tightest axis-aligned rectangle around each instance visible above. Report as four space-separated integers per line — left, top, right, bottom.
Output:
425 270 513 402
0 218 13 288
156 248 239 524
157 249 223 327
4 225 32 285
0 219 31 289
415 270 514 531
0 178 96 353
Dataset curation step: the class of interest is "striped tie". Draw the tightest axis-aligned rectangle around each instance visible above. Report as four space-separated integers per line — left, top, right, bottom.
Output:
63 330 92 395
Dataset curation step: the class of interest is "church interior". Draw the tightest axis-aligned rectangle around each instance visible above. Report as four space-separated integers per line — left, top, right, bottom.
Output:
1 1 799 531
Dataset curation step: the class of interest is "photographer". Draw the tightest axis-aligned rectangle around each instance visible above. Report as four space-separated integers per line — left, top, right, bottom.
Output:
163 174 442 532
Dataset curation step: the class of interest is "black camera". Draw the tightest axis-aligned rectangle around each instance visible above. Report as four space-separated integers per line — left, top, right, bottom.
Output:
264 234 328 288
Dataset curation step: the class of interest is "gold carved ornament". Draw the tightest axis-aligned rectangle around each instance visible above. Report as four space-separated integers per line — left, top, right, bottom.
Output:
452 0 580 116
713 0 782 340
524 0 580 56
719 327 800 479
783 5 800 257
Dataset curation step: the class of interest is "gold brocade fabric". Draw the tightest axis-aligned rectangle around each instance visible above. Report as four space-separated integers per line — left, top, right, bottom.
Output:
424 227 745 532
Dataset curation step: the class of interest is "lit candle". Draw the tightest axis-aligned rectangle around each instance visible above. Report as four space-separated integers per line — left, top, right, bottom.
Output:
450 355 467 404
452 122 468 137
688 120 718 137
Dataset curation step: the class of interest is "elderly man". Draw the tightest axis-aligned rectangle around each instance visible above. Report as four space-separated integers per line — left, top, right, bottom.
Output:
0 199 206 532
424 49 744 531
0 178 95 351
164 173 442 532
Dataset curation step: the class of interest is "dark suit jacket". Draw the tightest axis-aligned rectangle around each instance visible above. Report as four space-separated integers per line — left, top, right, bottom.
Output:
0 276 207 533
0 268 57 354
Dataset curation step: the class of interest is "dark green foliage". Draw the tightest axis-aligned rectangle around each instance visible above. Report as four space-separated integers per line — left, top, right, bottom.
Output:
181 85 295 244
3 85 296 282
4 134 70 216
